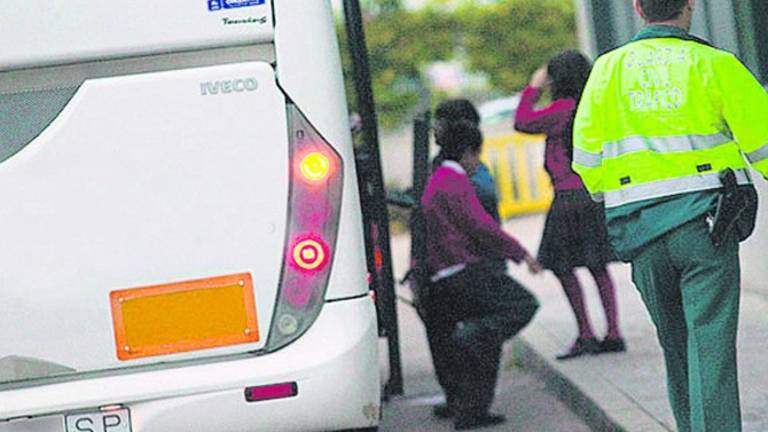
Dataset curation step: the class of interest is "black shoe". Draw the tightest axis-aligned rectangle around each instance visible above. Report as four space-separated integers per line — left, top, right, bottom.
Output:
432 403 454 419
555 337 600 361
454 413 506 430
599 337 626 354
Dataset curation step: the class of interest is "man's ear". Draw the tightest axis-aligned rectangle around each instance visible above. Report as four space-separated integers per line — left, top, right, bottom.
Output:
632 0 646 20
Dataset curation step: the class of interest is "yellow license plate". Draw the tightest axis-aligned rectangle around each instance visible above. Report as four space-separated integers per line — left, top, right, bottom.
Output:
110 273 259 360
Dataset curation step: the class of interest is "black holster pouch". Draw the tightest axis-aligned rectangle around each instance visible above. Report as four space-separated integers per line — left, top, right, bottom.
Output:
707 168 758 247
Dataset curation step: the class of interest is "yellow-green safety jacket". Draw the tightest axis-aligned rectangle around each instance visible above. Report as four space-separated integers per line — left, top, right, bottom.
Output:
573 25 768 260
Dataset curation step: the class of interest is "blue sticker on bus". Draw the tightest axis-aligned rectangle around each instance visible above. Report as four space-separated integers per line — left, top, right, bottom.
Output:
208 0 265 11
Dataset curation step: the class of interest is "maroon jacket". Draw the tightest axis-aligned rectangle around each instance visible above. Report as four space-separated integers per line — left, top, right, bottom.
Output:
515 86 585 191
421 162 529 277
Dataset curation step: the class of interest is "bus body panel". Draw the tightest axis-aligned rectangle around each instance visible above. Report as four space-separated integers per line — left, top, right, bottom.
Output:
0 61 287 381
0 1 379 429
0 0 275 71
0 297 380 430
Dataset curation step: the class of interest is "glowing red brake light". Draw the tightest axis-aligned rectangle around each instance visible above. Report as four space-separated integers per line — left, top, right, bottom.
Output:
292 237 329 272
299 152 331 182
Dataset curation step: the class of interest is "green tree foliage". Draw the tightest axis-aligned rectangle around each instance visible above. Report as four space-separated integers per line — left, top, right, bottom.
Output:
338 0 576 128
460 0 577 93
338 6 456 128
361 0 403 14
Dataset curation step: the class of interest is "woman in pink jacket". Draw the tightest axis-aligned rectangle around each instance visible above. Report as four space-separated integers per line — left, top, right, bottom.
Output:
422 120 540 430
515 50 625 360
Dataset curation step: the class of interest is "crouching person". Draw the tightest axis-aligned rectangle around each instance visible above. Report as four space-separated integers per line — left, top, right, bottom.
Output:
421 120 540 430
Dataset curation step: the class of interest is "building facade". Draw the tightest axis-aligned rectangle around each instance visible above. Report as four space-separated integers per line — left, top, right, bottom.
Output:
574 0 768 82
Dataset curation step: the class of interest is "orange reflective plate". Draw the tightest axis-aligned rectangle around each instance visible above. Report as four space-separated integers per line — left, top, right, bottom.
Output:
110 273 259 361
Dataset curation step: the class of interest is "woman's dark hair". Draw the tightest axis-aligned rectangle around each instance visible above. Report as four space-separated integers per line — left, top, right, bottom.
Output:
547 50 592 160
434 99 480 126
432 99 481 168
547 50 592 101
435 120 482 162
639 0 687 22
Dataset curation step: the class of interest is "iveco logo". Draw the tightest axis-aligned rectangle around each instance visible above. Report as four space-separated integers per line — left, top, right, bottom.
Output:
200 78 259 96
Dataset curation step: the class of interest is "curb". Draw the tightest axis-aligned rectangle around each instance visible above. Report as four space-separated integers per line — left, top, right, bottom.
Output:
508 322 672 432
511 339 625 432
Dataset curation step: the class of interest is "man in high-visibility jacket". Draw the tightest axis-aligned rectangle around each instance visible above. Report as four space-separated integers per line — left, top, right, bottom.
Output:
572 1 768 431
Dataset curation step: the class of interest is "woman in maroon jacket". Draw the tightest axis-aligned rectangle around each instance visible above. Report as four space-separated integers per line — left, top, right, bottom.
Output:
515 50 625 360
422 120 540 430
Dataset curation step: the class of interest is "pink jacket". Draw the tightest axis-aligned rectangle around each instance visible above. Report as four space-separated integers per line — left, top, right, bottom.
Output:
515 86 585 191
421 163 529 276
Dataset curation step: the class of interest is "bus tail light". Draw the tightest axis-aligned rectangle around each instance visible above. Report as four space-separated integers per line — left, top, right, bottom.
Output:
291 237 329 272
266 104 343 351
299 152 332 182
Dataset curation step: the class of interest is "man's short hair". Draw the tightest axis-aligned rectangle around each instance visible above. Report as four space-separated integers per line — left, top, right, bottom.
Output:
639 0 688 22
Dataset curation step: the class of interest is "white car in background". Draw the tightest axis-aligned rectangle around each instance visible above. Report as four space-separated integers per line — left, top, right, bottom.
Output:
479 94 522 137
479 94 521 125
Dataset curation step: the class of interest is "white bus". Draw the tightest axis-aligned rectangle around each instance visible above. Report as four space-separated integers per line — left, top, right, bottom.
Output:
0 1 380 431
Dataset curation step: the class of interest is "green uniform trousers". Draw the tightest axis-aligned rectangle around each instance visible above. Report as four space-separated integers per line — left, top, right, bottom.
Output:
631 218 741 432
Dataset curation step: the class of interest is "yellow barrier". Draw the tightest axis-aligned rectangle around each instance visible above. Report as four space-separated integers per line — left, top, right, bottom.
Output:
481 133 553 219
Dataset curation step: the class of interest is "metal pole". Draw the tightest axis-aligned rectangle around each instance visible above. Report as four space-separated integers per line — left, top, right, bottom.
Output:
410 112 430 294
354 152 384 335
343 0 403 397
412 112 430 208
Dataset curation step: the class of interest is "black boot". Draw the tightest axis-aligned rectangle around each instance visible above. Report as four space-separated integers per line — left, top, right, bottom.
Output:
598 337 627 354
556 337 600 361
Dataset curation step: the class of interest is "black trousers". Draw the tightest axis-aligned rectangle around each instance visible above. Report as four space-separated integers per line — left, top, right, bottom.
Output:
423 263 539 417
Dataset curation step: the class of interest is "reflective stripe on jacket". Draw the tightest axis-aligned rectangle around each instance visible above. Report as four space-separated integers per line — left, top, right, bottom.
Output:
572 30 768 209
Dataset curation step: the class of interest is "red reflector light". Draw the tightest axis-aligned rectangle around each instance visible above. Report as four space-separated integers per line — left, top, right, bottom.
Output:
245 382 298 402
100 404 124 412
292 237 329 272
374 248 383 271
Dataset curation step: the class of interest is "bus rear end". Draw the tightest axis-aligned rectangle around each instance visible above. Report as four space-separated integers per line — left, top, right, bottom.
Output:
0 1 379 431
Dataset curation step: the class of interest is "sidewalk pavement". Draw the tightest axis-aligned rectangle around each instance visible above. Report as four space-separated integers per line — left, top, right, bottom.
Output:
388 214 768 431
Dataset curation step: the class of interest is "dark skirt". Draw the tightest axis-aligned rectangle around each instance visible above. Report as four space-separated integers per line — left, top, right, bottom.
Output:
537 189 617 274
